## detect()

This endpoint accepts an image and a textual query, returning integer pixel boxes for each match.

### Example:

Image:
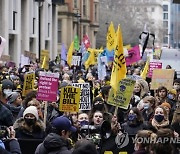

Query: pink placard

[148,61,162,78]
[37,72,59,102]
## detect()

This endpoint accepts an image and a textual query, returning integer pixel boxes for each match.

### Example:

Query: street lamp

[75,11,81,40]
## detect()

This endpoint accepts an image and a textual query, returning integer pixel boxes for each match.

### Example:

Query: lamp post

[75,12,81,41]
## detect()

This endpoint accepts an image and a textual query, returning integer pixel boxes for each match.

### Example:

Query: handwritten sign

[59,86,81,112]
[72,83,91,110]
[22,72,35,96]
[151,69,174,90]
[37,72,59,101]
[148,61,162,78]
[108,78,135,109]
[71,55,81,66]
[24,50,36,61]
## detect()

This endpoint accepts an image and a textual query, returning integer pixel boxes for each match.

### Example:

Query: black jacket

[35,133,72,154]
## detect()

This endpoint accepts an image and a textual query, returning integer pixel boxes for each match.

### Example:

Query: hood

[13,117,45,131]
[43,133,67,150]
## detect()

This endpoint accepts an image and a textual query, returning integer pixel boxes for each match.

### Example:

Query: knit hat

[1,79,13,90]
[7,92,19,104]
[161,102,171,110]
[169,89,177,95]
[23,106,39,120]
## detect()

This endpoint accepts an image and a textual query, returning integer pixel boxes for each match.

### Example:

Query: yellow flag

[140,58,149,79]
[41,56,46,69]
[110,25,127,94]
[67,41,74,67]
[106,22,116,51]
[84,48,95,69]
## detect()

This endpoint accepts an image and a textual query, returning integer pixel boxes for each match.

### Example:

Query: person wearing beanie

[7,91,22,122]
[13,106,45,139]
[35,116,77,154]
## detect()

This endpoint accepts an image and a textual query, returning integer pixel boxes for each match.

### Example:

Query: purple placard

[37,72,59,102]
[148,61,162,78]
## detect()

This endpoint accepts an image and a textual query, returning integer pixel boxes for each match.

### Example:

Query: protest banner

[150,69,175,90]
[40,50,49,70]
[59,86,81,112]
[148,61,162,78]
[107,78,136,110]
[22,72,35,96]
[37,72,59,102]
[72,83,91,110]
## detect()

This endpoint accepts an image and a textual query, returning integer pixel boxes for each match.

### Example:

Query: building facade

[0,0,59,64]
[57,0,99,53]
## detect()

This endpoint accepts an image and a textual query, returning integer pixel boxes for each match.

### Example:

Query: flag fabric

[140,58,150,79]
[84,48,96,69]
[61,43,67,61]
[74,35,80,51]
[106,22,116,51]
[105,48,114,62]
[83,34,91,49]
[110,25,127,94]
[0,36,6,58]
[41,56,46,69]
[82,51,90,64]
[67,41,74,67]
[125,45,141,66]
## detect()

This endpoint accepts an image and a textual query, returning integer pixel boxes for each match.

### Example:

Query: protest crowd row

[0,23,180,154]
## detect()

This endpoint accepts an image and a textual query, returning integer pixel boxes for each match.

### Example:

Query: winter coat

[35,133,72,154]
[13,118,45,139]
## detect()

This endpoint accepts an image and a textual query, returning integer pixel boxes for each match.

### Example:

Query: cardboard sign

[40,50,49,70]
[24,50,36,61]
[71,55,81,66]
[107,78,136,110]
[148,61,162,78]
[22,72,35,96]
[37,72,59,101]
[59,86,81,112]
[151,69,174,90]
[72,83,91,110]
[20,54,30,67]
[0,55,10,62]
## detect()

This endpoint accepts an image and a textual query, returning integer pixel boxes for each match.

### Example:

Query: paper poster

[20,54,30,67]
[148,61,162,78]
[37,72,59,101]
[22,72,35,96]
[72,83,91,110]
[107,78,136,109]
[24,50,36,61]
[71,55,81,66]
[150,69,174,90]
[40,50,49,70]
[59,86,81,112]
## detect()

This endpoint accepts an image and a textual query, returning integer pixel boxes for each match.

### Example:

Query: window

[83,25,86,36]
[13,11,17,30]
[94,3,98,22]
[151,7,155,12]
[58,19,62,43]
[163,5,168,12]
[163,13,168,20]
[33,18,35,34]
[163,37,168,44]
[74,0,77,8]
[83,0,86,16]
[163,21,168,28]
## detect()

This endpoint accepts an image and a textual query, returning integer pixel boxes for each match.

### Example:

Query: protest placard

[150,69,174,90]
[148,61,162,78]
[71,55,81,66]
[37,72,59,102]
[22,72,35,96]
[107,78,136,110]
[40,50,49,70]
[24,50,36,61]
[72,83,91,110]
[0,55,10,62]
[59,86,81,112]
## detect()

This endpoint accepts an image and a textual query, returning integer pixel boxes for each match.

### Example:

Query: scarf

[151,118,169,130]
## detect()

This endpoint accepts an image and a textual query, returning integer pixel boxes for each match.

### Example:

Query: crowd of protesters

[0,57,180,154]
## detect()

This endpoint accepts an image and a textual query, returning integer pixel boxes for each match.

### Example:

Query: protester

[155,86,168,106]
[35,116,76,154]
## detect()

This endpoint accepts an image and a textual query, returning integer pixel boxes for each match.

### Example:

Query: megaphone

[100,120,111,139]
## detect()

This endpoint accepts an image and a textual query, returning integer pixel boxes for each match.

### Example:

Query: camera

[0,126,8,140]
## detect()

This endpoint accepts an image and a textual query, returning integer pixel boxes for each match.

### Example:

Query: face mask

[168,94,173,100]
[24,118,36,126]
[128,114,137,121]
[144,104,150,110]
[3,89,12,98]
[94,104,104,111]
[154,114,164,122]
[79,120,89,126]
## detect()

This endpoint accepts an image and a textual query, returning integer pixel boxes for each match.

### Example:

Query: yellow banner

[22,72,35,96]
[67,41,74,67]
[106,22,116,51]
[59,86,81,112]
[40,50,49,70]
[108,78,135,109]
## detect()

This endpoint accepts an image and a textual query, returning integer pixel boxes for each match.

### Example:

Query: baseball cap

[52,116,77,132]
